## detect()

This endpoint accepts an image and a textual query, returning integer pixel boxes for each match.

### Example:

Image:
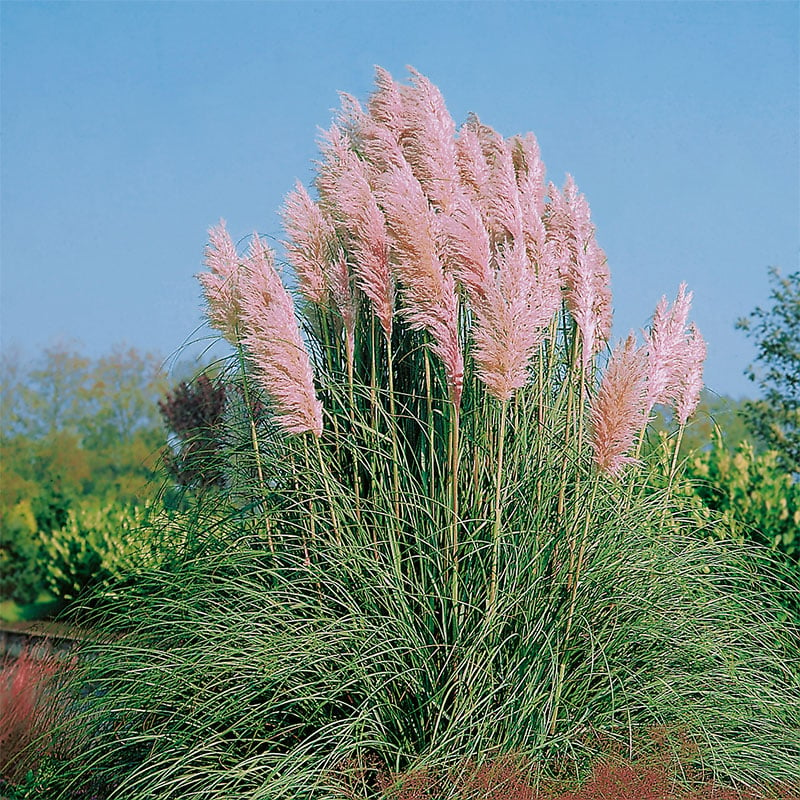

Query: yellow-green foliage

[0,500,41,603]
[682,431,799,559]
[40,502,191,601]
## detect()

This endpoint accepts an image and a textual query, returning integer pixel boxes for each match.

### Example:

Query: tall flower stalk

[642,285,708,482]
[590,333,650,478]
[236,234,323,438]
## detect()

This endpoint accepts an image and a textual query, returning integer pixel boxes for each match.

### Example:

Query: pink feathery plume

[471,238,560,401]
[197,220,244,345]
[511,133,549,263]
[590,333,649,477]
[544,180,571,266]
[644,283,693,413]
[453,122,558,309]
[467,112,504,155]
[456,125,491,209]
[378,163,464,408]
[439,196,493,303]
[281,182,331,306]
[443,122,560,400]
[399,68,462,214]
[359,110,408,180]
[356,68,409,178]
[439,170,559,401]
[456,117,518,241]
[315,123,354,200]
[238,234,323,437]
[547,176,613,370]
[323,93,398,186]
[511,133,546,217]
[675,323,706,425]
[322,133,394,338]
[588,234,613,348]
[282,174,357,371]
[330,244,357,371]
[330,92,368,151]
[343,67,405,180]
[369,66,406,141]
[481,135,525,243]
[448,124,496,297]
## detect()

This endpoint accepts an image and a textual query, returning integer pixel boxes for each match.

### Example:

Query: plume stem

[488,398,509,617]
[537,317,560,508]
[313,433,342,547]
[317,314,342,453]
[449,400,461,620]
[424,349,435,496]
[369,316,378,430]
[386,333,403,584]
[669,423,686,488]
[237,341,274,554]
[368,316,380,559]
[296,447,316,576]
[568,360,588,583]
[302,432,339,549]
[346,348,362,522]
[386,334,401,524]
[625,424,650,507]
[556,318,581,522]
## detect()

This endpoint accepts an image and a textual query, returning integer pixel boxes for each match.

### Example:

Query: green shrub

[642,427,800,623]
[39,501,192,602]
[2,490,211,612]
[684,433,799,559]
[0,500,47,606]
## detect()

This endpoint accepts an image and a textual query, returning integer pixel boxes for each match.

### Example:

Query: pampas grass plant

[36,67,799,800]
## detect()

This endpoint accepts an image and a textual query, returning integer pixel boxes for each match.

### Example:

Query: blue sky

[1,1,797,397]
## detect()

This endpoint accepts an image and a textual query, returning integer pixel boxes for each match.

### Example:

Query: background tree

[0,343,168,512]
[81,346,171,499]
[736,266,800,473]
[1,344,91,439]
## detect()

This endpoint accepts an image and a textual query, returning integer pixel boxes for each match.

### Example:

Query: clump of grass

[40,507,799,798]
[34,66,800,799]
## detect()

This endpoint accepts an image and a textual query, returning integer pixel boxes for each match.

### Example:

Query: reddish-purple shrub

[0,644,75,784]
[158,373,227,489]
